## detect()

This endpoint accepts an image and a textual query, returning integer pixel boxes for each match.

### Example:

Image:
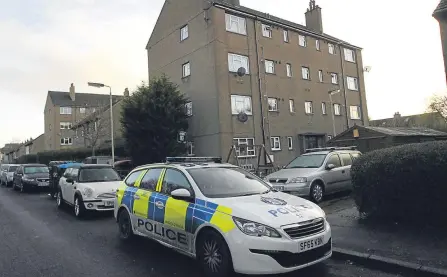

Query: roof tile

[48,91,123,108]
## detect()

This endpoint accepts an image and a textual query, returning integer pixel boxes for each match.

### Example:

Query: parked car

[56,164,122,218]
[1,164,20,187]
[113,159,135,179]
[265,147,362,203]
[83,156,113,165]
[12,164,50,192]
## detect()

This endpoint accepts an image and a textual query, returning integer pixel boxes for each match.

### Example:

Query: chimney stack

[69,83,76,101]
[394,112,401,119]
[305,0,323,33]
[124,88,130,97]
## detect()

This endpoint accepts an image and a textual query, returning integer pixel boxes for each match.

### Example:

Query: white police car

[114,157,331,277]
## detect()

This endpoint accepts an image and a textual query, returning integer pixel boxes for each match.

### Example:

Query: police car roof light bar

[165,157,222,163]
[305,146,357,153]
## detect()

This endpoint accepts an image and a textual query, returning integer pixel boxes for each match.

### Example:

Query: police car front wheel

[197,230,232,277]
[117,209,134,240]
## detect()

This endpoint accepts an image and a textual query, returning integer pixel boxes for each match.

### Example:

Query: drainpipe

[338,43,350,129]
[355,51,365,126]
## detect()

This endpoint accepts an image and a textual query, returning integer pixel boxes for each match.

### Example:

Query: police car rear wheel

[197,230,232,277]
[118,210,133,240]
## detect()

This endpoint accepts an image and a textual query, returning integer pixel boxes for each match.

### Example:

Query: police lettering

[268,205,305,217]
[137,219,187,245]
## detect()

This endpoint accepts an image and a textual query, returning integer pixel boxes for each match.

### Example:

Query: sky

[0,0,445,147]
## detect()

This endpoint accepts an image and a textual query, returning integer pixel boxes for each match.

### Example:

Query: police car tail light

[233,217,281,238]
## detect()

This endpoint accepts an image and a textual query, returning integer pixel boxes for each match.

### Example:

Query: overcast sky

[0,0,445,147]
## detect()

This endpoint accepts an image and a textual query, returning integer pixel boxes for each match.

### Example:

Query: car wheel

[310,182,324,203]
[20,181,26,193]
[74,196,86,218]
[118,209,134,240]
[197,230,233,277]
[56,188,64,209]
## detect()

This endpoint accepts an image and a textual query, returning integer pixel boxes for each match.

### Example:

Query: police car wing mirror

[171,189,192,201]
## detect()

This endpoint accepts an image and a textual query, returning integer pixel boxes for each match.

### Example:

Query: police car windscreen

[186,167,270,198]
[285,154,326,169]
[24,166,49,174]
[8,166,19,172]
[78,168,121,183]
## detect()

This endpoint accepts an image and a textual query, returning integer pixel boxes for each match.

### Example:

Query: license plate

[105,201,114,207]
[38,182,48,187]
[299,236,324,252]
[275,186,284,191]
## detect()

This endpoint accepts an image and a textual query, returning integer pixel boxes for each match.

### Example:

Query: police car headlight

[233,217,281,238]
[287,177,307,184]
[82,188,94,198]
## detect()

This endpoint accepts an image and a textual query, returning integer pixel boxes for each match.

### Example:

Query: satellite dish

[237,67,246,77]
[364,66,372,73]
[237,112,248,123]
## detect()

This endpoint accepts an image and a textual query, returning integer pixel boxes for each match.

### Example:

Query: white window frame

[80,108,86,114]
[231,95,252,115]
[301,67,310,80]
[350,106,361,120]
[305,101,313,114]
[228,53,250,74]
[60,122,72,130]
[331,73,338,84]
[25,146,30,155]
[287,137,293,150]
[318,70,323,82]
[60,138,73,145]
[334,104,341,116]
[322,102,327,115]
[286,63,292,77]
[262,24,272,38]
[233,138,256,157]
[60,107,72,115]
[182,62,191,77]
[225,14,247,35]
[283,30,289,42]
[347,76,359,91]
[299,35,307,47]
[180,25,189,41]
[268,98,278,112]
[270,137,281,151]
[265,60,275,74]
[344,48,356,63]
[185,102,193,117]
[289,99,295,113]
[316,39,320,51]
[328,43,335,55]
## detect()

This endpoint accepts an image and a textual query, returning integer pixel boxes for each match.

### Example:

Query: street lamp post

[328,89,341,137]
[88,82,115,165]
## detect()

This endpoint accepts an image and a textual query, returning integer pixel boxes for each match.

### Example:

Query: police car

[114,157,331,277]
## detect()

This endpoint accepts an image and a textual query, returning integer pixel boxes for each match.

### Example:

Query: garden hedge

[351,141,447,225]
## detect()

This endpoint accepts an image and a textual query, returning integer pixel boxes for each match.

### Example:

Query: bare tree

[428,95,447,123]
[80,109,111,156]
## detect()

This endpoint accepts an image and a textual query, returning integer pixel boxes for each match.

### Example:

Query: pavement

[0,187,408,277]
[321,194,447,277]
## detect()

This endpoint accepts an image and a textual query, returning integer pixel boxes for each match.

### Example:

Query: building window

[80,108,86,114]
[233,138,256,157]
[60,107,72,115]
[225,14,247,35]
[182,62,191,77]
[228,53,250,74]
[268,98,278,112]
[180,25,189,41]
[186,141,194,156]
[316,39,320,51]
[350,106,361,120]
[262,24,272,38]
[301,67,310,80]
[331,73,338,84]
[305,101,313,114]
[287,137,293,150]
[289,99,295,113]
[270,137,281,151]
[60,122,72,129]
[265,60,275,74]
[286,63,292,77]
[283,30,289,42]
[334,104,341,116]
[344,48,356,63]
[347,76,359,91]
[185,102,193,116]
[299,35,307,47]
[328,43,335,54]
[231,95,252,115]
[60,138,73,145]
[25,146,30,155]
[318,70,323,82]
[49,124,52,131]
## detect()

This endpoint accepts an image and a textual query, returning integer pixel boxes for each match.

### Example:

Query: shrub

[351,141,447,226]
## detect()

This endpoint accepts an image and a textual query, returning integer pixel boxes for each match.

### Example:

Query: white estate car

[57,164,122,218]
[115,157,331,277]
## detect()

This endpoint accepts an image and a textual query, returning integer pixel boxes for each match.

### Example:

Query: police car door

[158,168,195,253]
[132,168,163,240]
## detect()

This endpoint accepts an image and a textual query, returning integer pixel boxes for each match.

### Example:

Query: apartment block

[146,0,369,166]
[44,84,123,151]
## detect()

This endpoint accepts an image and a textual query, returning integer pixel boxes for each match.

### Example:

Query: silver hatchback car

[265,147,361,203]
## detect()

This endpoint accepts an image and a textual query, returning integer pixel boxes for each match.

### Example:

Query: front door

[321,154,345,193]
[66,168,79,205]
